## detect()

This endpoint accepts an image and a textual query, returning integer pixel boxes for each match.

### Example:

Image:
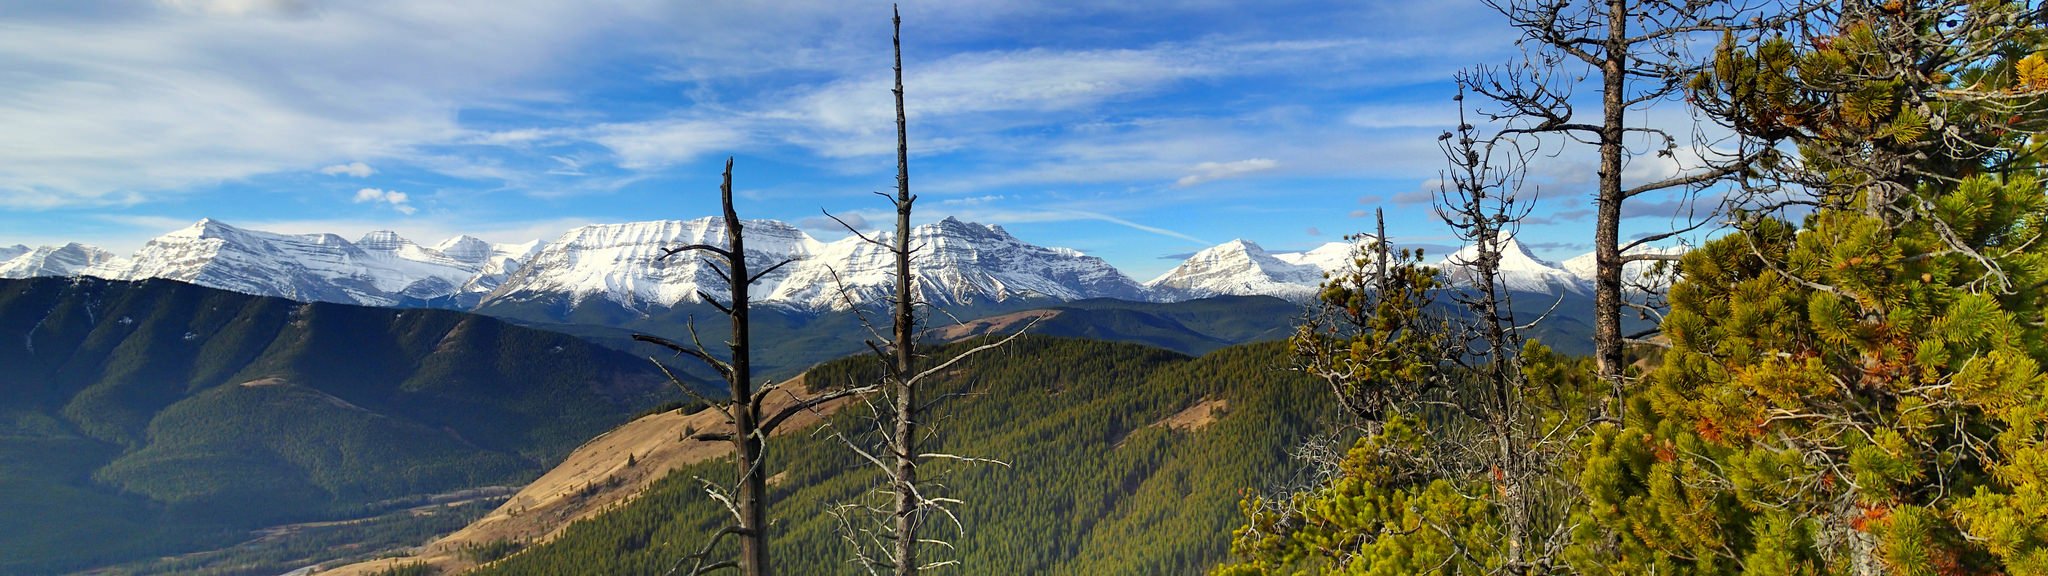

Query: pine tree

[1569,1,2048,572]
[1217,94,1609,575]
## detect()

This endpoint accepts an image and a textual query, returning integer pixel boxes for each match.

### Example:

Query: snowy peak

[0,243,120,279]
[1273,236,1379,273]
[1146,239,1325,300]
[356,230,416,252]
[434,235,494,262]
[76,219,523,307]
[483,218,825,309]
[6,216,1658,312]
[768,217,1148,310]
[1436,234,1585,295]
[1562,245,1690,291]
[487,215,1146,312]
[1146,233,1609,302]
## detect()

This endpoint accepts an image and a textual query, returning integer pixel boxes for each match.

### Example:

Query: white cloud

[586,119,748,170]
[787,47,1205,136]
[157,0,309,17]
[1174,158,1278,188]
[227,215,591,247]
[1345,103,1460,130]
[353,188,416,215]
[320,162,376,178]
[938,208,1211,246]
[0,0,1522,218]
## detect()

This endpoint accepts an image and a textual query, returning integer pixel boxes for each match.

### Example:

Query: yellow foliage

[2019,53,2048,91]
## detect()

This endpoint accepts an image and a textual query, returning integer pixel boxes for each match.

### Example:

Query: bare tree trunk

[1473,0,1786,423]
[720,160,772,576]
[1592,0,1630,420]
[635,158,853,576]
[888,6,919,575]
[1436,87,1548,573]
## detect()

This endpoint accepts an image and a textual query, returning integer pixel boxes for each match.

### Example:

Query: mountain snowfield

[0,242,121,279]
[1435,234,1592,295]
[1561,245,1690,291]
[1145,239,1328,301]
[4,217,1685,311]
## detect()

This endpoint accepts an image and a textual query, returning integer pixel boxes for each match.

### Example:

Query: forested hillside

[475,295,1318,380]
[0,277,674,574]
[468,336,1341,575]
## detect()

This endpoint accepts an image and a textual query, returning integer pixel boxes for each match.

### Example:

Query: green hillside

[473,336,1343,575]
[0,277,675,575]
[475,294,1315,381]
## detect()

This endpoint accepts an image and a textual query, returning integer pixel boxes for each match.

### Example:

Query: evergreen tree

[1216,94,1609,575]
[1570,1,2048,572]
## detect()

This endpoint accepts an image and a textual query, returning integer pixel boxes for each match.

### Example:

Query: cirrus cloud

[1173,158,1278,188]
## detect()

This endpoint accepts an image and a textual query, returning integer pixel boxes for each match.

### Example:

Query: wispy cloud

[320,162,376,178]
[585,119,749,170]
[939,207,1212,246]
[1174,158,1278,188]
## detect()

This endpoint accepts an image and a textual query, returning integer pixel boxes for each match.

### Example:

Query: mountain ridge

[5,217,1684,312]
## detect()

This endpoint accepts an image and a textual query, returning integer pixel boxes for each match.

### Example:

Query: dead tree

[815,7,1034,574]
[1470,0,1800,419]
[634,158,871,576]
[1431,87,1594,574]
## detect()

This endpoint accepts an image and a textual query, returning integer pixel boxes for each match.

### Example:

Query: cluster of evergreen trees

[1217,0,2048,573]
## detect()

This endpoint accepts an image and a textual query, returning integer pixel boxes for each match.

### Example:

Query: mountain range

[2,218,1684,313]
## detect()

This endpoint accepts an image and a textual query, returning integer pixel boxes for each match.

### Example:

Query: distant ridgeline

[0,276,673,574]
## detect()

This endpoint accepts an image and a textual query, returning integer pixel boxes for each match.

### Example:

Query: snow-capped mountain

[1273,236,1378,273]
[1561,245,1690,291]
[768,217,1149,310]
[1146,240,1326,301]
[4,216,1686,314]
[433,235,544,306]
[79,219,542,308]
[0,243,121,279]
[484,216,1147,311]
[482,218,823,310]
[1149,234,1645,302]
[1435,235,1589,295]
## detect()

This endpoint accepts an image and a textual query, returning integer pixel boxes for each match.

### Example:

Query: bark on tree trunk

[889,7,919,575]
[1593,0,1631,420]
[719,160,773,576]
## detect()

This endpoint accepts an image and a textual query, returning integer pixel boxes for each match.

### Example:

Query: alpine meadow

[0,1,2044,575]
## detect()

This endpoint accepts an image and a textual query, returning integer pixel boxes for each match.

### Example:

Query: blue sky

[0,0,1726,280]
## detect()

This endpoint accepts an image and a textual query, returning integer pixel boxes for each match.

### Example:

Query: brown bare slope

[325,376,852,575]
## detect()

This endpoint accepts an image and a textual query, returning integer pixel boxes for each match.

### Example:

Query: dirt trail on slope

[323,375,854,575]
[931,309,1058,342]
[1153,398,1228,431]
